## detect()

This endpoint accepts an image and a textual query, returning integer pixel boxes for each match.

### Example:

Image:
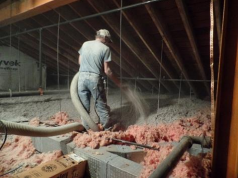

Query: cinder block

[107,156,143,178]
[68,144,144,178]
[101,145,145,163]
[67,141,76,153]
[31,133,72,154]
[72,147,118,178]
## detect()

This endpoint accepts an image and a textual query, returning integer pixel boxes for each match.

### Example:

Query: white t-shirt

[78,40,111,75]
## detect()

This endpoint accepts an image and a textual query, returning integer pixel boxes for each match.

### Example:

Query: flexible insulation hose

[70,72,99,131]
[0,120,84,137]
[0,72,99,137]
[0,72,98,137]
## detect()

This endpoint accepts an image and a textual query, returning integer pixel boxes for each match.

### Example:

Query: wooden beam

[175,0,210,95]
[144,3,199,97]
[212,0,238,177]
[0,0,78,27]
[214,0,222,48]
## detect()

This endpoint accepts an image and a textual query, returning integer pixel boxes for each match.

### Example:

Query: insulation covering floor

[0,90,211,177]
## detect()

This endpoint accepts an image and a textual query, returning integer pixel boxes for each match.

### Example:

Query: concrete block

[68,144,144,178]
[31,133,72,154]
[101,144,145,163]
[73,147,118,178]
[107,156,143,178]
[67,141,76,153]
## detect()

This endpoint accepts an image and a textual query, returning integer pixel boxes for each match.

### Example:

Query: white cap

[96,29,112,42]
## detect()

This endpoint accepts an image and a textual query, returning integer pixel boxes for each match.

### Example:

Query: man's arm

[104,61,121,87]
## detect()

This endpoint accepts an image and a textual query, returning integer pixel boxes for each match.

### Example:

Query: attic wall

[0,46,46,91]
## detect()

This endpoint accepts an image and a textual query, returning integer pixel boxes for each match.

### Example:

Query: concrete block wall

[32,135,211,178]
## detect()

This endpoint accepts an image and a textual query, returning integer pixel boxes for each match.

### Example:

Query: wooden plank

[212,0,238,177]
[0,0,79,27]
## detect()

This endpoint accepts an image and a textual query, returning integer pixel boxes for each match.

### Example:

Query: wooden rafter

[144,3,199,96]
[212,0,238,176]
[175,0,210,94]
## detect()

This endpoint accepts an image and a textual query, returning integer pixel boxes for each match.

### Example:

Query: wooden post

[212,0,238,177]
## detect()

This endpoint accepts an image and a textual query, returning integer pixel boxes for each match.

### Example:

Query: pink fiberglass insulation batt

[0,136,62,177]
[139,146,211,178]
[29,117,40,126]
[29,112,77,127]
[0,111,211,177]
[73,116,211,148]
[73,130,134,149]
[72,116,212,178]
[45,111,74,125]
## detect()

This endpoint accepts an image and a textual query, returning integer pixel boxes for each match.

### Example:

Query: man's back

[79,40,111,75]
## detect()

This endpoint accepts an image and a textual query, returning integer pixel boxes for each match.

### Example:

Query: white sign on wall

[0,46,46,91]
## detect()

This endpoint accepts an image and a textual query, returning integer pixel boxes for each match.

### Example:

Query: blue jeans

[78,72,110,130]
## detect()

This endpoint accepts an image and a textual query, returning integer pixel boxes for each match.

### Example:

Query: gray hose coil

[70,72,99,131]
[0,120,84,137]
